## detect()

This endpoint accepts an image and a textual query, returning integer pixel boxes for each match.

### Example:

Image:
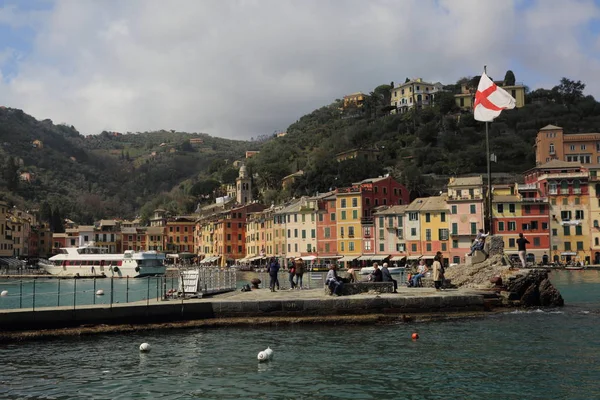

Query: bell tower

[236,164,252,204]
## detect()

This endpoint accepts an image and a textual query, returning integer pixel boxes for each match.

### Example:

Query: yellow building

[95,219,120,253]
[146,226,164,251]
[391,78,442,113]
[588,166,600,264]
[245,211,265,259]
[455,81,526,110]
[336,189,362,258]
[417,196,449,260]
[342,92,365,109]
[279,197,319,259]
[0,201,13,256]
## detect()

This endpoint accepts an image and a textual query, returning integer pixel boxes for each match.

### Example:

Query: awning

[250,256,266,261]
[301,255,317,261]
[338,255,357,262]
[200,256,215,263]
[390,255,406,261]
[370,255,389,261]
[319,255,343,259]
[422,255,435,260]
[357,255,370,261]
[561,252,577,256]
[357,255,389,261]
[406,255,422,261]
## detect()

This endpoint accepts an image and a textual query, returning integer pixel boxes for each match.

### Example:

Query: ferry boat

[39,242,166,278]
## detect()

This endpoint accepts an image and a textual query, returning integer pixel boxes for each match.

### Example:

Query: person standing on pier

[517,233,530,268]
[288,258,296,290]
[294,258,305,289]
[267,257,280,292]
[432,253,444,291]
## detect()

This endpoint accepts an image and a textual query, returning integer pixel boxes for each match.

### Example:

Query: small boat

[565,266,585,270]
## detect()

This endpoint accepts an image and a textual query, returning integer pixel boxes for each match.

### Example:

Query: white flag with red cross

[474,72,516,122]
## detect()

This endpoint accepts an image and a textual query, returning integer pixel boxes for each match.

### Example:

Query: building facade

[535,124,600,166]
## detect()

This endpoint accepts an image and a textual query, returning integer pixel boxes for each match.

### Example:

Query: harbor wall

[0,294,485,331]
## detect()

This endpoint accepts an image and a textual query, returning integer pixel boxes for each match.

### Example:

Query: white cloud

[0,0,599,138]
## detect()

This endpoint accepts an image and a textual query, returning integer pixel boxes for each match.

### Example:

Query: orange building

[535,124,600,165]
[165,216,195,253]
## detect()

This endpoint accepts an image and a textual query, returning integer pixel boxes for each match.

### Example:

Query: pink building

[447,176,485,264]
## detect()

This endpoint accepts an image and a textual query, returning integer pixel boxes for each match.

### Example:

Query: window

[302,214,305,223]
[397,216,403,227]
[348,242,355,251]
[577,241,584,250]
[397,243,406,252]
[523,205,531,214]
[561,211,572,220]
[576,210,584,219]
[352,198,358,207]
[542,222,548,230]
[396,228,403,239]
[439,229,449,240]
[498,222,505,231]
[348,227,355,238]
[453,256,460,264]
[340,242,344,251]
[311,229,316,239]
[302,230,306,239]
[441,212,446,222]
[294,229,298,238]
[411,228,417,236]
[509,204,515,213]
[352,210,358,219]
[549,143,555,154]
[379,243,384,252]
[522,223,529,231]
[451,223,458,235]
[364,241,371,251]
[470,205,476,214]
[533,238,540,247]
[426,243,432,251]
[508,238,515,248]
[563,226,570,236]
[564,242,571,251]
[452,240,458,248]
[451,205,457,214]
[581,144,586,150]
[471,223,477,235]
[411,243,417,251]
[552,229,558,236]
[379,229,384,239]
[508,222,516,231]
[340,227,344,238]
[426,229,431,241]
[331,213,336,221]
[531,221,538,230]
[497,204,504,213]
[409,212,418,221]
[570,145,575,151]
[575,226,582,235]
[425,213,431,222]
[441,243,447,251]
[324,227,330,238]
[341,211,347,220]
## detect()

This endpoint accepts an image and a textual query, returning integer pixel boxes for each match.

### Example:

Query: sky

[0,0,599,140]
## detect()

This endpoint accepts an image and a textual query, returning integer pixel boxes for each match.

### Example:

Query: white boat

[39,242,166,278]
[360,266,405,275]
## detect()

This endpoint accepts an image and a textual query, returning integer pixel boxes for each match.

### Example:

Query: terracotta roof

[405,197,428,211]
[99,219,117,226]
[539,124,563,131]
[353,176,388,185]
[374,205,408,215]
[420,195,448,211]
[448,176,483,187]
[535,159,581,169]
[563,133,600,141]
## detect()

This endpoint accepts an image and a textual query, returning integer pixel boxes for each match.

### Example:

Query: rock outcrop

[444,235,564,308]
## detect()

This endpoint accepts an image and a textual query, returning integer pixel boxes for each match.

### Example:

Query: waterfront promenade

[0,286,489,341]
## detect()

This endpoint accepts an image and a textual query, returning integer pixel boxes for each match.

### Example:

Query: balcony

[559,189,569,195]
[548,189,558,195]
[517,183,538,191]
[573,188,582,194]
[521,197,548,203]
[361,217,374,225]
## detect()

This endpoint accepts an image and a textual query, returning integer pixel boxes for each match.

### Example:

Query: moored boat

[39,242,166,278]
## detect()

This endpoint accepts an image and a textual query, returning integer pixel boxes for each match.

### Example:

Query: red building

[215,203,266,263]
[316,193,338,258]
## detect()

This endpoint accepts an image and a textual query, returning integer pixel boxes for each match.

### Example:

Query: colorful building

[455,81,526,110]
[587,165,600,264]
[405,198,425,262]
[391,78,442,113]
[534,124,600,165]
[165,216,195,253]
[95,219,120,253]
[373,205,407,265]
[277,197,318,259]
[522,160,589,263]
[418,196,449,263]
[447,176,485,264]
[316,193,338,260]
[0,201,12,257]
[335,188,362,263]
[342,92,365,109]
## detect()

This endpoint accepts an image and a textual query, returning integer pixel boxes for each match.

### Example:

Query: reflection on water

[0,270,599,399]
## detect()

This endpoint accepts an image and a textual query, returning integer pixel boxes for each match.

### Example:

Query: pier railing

[0,269,237,311]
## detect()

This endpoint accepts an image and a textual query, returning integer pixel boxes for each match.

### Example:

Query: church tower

[236,164,252,204]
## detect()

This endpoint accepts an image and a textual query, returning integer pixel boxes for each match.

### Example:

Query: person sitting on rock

[468,229,489,256]
[326,264,344,296]
[344,265,358,283]
[411,259,428,287]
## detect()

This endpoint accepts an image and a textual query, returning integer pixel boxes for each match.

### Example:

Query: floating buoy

[0,290,7,297]
[96,289,104,296]
[412,332,419,340]
[139,343,151,352]
[257,347,274,362]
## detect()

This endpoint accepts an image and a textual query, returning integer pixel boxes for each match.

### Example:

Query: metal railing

[0,269,237,310]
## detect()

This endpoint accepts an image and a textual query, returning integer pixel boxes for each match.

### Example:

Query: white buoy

[0,290,7,297]
[257,347,274,362]
[96,289,104,296]
[139,343,151,353]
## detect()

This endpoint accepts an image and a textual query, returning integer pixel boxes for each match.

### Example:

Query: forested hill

[0,107,256,224]
[247,77,600,203]
[1,77,599,225]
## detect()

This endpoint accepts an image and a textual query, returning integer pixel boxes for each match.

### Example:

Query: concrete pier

[0,286,486,334]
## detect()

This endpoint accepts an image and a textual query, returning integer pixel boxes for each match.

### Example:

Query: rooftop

[448,176,483,187]
[539,124,563,131]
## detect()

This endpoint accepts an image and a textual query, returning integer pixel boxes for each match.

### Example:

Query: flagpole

[484,65,493,235]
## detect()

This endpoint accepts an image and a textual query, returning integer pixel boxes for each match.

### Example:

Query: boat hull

[39,263,165,278]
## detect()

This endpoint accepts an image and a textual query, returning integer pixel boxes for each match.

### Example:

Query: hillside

[0,107,257,224]
[247,76,600,202]
[1,76,599,225]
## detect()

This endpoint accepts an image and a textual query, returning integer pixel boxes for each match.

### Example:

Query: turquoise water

[0,277,178,309]
[1,270,599,399]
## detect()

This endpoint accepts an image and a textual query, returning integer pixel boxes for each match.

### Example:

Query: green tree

[40,201,52,223]
[190,179,221,197]
[433,91,458,114]
[554,78,585,105]
[504,70,516,86]
[3,156,19,191]
[221,168,239,184]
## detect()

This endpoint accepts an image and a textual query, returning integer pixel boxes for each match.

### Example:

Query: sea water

[1,270,599,399]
